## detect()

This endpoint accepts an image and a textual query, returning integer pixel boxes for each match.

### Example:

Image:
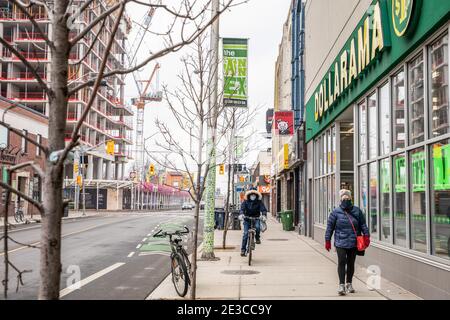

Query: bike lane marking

[60,262,125,298]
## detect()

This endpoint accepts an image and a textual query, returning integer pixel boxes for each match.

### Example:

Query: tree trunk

[190,200,200,300]
[38,0,70,300]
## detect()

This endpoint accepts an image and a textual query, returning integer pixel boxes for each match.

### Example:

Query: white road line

[142,238,148,242]
[60,263,125,298]
[147,233,151,236]
[136,244,142,249]
[127,252,135,258]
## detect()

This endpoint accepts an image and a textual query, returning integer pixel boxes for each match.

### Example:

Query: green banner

[223,38,248,108]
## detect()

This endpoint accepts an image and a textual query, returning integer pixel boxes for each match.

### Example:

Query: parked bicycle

[14,200,24,223]
[245,216,260,266]
[153,226,191,297]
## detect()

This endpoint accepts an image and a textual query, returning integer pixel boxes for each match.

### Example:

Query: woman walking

[325,189,370,295]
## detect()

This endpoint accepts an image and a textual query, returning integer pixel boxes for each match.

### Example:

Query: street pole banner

[223,38,248,108]
[235,136,244,158]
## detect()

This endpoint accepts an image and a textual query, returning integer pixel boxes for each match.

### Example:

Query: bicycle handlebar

[153,226,190,238]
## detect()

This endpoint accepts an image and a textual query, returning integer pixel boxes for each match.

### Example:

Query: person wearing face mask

[324,189,370,296]
[239,188,268,257]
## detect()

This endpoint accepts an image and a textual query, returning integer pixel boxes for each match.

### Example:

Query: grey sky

[125,0,292,173]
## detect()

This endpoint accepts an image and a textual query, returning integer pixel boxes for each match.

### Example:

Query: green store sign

[306,0,450,142]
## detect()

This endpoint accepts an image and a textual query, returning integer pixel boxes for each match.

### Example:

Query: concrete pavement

[147,216,421,300]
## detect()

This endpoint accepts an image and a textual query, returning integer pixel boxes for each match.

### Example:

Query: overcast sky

[124,0,292,176]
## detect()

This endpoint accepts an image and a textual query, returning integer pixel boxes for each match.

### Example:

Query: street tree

[0,0,236,300]
[145,33,235,299]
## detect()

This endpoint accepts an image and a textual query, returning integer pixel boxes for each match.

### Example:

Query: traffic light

[106,140,115,155]
[76,175,82,187]
[239,175,245,182]
[73,163,79,175]
[149,164,155,176]
[219,164,225,175]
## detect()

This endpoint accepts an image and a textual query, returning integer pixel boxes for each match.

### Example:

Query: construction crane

[132,63,162,182]
[125,1,163,182]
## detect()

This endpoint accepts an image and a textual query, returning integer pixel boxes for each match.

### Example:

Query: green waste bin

[282,210,294,231]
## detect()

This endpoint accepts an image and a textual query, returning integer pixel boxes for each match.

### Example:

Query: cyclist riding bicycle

[239,188,267,256]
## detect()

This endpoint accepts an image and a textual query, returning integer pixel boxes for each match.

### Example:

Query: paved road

[0,210,202,300]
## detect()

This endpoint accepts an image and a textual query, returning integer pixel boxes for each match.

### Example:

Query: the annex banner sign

[223,38,248,108]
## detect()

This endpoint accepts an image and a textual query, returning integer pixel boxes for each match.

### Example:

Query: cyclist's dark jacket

[240,190,267,217]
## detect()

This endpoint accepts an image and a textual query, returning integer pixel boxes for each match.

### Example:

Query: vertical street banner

[223,38,248,107]
[235,136,244,158]
[274,111,294,135]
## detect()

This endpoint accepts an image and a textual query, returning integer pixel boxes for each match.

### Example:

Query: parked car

[182,203,194,210]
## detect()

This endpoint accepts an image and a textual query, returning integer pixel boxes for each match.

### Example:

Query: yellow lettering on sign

[372,1,385,60]
[348,38,357,85]
[328,71,334,106]
[358,17,370,73]
[340,51,348,91]
[395,0,408,23]
[314,92,319,121]
[318,84,324,118]
[323,80,329,112]
[333,62,340,101]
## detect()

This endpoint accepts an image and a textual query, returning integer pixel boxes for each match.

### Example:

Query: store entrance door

[339,122,355,195]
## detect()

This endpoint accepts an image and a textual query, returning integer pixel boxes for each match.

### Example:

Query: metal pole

[96,181,99,211]
[202,0,220,260]
[82,149,86,216]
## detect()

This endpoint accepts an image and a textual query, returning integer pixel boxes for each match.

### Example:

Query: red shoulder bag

[344,211,366,251]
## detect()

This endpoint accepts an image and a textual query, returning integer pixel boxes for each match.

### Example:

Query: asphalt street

[0,210,202,300]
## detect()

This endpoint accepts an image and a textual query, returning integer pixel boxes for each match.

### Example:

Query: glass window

[369,162,378,235]
[36,134,42,156]
[368,92,377,159]
[410,147,427,253]
[359,165,368,219]
[315,139,319,176]
[21,129,28,153]
[318,137,323,176]
[429,34,449,137]
[408,54,425,145]
[430,139,450,260]
[331,174,336,210]
[315,180,319,224]
[393,154,407,247]
[323,177,328,224]
[341,173,354,196]
[0,127,8,146]
[340,122,354,171]
[379,83,390,155]
[327,130,331,173]
[380,158,391,242]
[359,101,367,162]
[323,134,327,175]
[318,179,323,224]
[392,70,406,151]
[332,126,336,172]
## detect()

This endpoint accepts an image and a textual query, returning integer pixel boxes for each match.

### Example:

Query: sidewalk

[147,217,421,300]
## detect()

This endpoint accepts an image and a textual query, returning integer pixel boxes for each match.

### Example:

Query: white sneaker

[338,284,346,296]
[346,283,355,293]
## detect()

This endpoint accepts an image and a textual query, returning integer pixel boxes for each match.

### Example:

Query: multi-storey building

[0,0,133,185]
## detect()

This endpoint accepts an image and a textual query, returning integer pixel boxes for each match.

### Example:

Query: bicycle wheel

[248,231,254,266]
[180,248,192,283]
[171,253,189,297]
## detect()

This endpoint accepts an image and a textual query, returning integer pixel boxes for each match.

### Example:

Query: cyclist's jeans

[241,219,261,252]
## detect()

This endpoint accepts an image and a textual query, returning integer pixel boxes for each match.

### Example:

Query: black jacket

[240,190,267,217]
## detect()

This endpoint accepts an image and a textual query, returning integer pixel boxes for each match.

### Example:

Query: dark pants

[336,247,357,284]
[241,219,261,252]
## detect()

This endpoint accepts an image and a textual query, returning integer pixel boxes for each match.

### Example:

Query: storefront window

[368,92,377,159]
[379,83,390,155]
[319,137,323,176]
[380,158,391,242]
[393,154,407,247]
[429,34,449,138]
[332,126,336,172]
[331,174,336,210]
[324,133,327,175]
[359,165,368,219]
[340,123,354,171]
[409,54,425,145]
[430,140,450,260]
[359,101,367,162]
[369,162,378,235]
[392,70,406,151]
[410,147,427,253]
[322,177,328,224]
[327,130,331,173]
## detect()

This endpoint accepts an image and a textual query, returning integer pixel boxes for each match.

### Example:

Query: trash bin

[231,210,241,230]
[282,210,294,231]
[63,204,69,218]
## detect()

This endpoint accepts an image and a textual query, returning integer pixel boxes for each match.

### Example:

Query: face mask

[341,199,352,209]
[250,195,257,201]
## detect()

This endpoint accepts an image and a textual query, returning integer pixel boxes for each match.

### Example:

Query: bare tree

[0,0,236,299]
[145,32,238,299]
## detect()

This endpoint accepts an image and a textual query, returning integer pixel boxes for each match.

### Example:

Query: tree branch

[0,181,43,212]
[0,120,49,155]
